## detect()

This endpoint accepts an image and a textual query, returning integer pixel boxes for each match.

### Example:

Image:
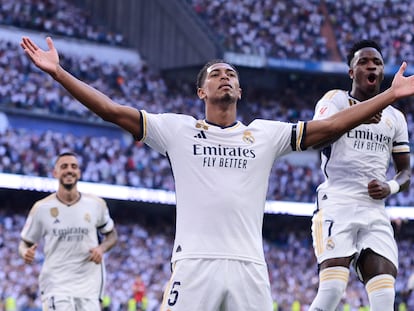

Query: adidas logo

[194,131,207,139]
[175,245,182,252]
[322,194,328,200]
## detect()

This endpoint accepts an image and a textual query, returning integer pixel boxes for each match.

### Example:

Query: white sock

[308,266,349,311]
[366,274,395,311]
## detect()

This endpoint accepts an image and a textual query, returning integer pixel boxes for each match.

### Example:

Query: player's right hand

[20,36,59,76]
[23,244,38,264]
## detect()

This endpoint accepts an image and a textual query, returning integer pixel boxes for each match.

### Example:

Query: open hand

[21,36,59,76]
[391,62,414,99]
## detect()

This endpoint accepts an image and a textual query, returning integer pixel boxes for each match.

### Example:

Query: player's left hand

[367,179,390,199]
[89,246,104,264]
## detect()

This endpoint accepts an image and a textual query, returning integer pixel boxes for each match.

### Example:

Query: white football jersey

[21,193,114,299]
[141,111,306,264]
[313,90,410,201]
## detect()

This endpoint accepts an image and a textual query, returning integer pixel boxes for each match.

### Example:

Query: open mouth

[219,84,232,89]
[367,73,377,84]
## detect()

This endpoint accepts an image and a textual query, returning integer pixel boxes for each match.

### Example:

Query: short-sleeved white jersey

[313,90,410,201]
[141,111,307,264]
[20,193,115,299]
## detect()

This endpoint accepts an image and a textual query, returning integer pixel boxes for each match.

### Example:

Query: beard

[212,92,236,106]
[60,175,78,190]
[61,182,76,191]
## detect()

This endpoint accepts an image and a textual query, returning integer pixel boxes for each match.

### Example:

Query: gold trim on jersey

[296,121,305,151]
[141,110,147,141]
[313,209,324,256]
[196,121,209,130]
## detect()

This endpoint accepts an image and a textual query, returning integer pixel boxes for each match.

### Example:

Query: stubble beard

[213,92,236,106]
[60,176,77,191]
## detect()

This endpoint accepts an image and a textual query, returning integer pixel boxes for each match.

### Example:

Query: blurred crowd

[0,0,125,46]
[1,211,413,311]
[189,0,414,64]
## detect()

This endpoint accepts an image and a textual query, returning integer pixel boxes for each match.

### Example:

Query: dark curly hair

[346,40,383,66]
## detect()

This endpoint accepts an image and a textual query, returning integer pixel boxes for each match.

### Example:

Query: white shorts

[311,191,398,270]
[41,295,101,311]
[160,258,273,311]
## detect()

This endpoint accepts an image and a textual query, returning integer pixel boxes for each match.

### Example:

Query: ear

[348,68,354,79]
[238,87,242,100]
[197,87,206,100]
[52,168,58,178]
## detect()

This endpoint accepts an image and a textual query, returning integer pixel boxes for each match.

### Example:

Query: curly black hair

[346,40,383,66]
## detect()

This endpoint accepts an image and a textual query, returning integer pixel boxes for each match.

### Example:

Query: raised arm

[20,36,142,138]
[304,62,414,148]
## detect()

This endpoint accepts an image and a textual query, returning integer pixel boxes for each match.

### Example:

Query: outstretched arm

[21,36,142,138]
[304,62,414,148]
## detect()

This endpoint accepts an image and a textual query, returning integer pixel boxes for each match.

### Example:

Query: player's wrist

[386,179,400,194]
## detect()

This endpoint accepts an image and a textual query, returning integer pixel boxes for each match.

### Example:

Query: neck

[351,87,380,102]
[205,101,237,127]
[56,189,81,206]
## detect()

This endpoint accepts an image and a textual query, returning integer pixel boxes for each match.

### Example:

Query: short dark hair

[347,40,383,66]
[55,151,78,164]
[196,59,239,89]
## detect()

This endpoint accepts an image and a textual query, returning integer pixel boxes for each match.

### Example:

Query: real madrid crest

[84,213,91,223]
[50,207,59,218]
[50,207,60,223]
[242,130,255,144]
[326,237,335,250]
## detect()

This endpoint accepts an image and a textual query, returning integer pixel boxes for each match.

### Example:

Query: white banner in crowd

[0,173,413,219]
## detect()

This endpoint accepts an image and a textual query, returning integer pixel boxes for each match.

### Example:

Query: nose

[220,73,230,80]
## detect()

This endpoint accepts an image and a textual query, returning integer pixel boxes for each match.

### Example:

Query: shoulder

[142,111,195,123]
[81,192,107,204]
[385,105,408,120]
[25,193,57,218]
[80,193,108,208]
[248,119,296,136]
[318,89,347,102]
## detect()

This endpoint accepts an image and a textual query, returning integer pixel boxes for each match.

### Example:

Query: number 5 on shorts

[168,281,181,306]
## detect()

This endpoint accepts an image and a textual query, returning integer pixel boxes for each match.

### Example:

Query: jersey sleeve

[140,111,185,156]
[96,197,115,234]
[20,202,43,244]
[313,90,346,120]
[391,108,410,154]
